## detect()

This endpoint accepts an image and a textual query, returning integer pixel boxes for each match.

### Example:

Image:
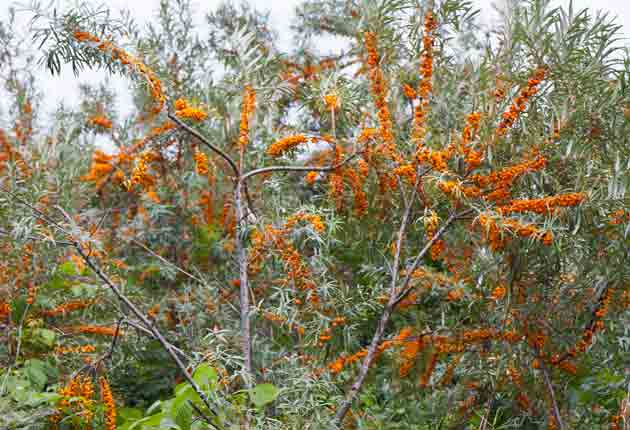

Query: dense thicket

[1,0,629,429]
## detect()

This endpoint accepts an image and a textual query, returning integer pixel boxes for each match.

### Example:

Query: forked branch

[334,207,472,425]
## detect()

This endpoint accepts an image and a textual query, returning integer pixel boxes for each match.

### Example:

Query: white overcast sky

[1,0,629,122]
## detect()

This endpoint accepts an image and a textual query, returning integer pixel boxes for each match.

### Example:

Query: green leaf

[10,297,27,325]
[174,401,193,430]
[250,383,279,408]
[128,412,165,430]
[59,260,78,276]
[41,274,66,291]
[119,407,144,421]
[26,392,62,407]
[146,400,162,415]
[24,359,48,390]
[31,328,56,348]
[192,364,217,391]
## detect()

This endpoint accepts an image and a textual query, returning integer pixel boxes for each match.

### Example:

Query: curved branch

[241,150,363,183]
[75,246,218,416]
[168,113,240,178]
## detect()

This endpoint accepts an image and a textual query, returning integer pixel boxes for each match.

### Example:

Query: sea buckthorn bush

[1,0,630,429]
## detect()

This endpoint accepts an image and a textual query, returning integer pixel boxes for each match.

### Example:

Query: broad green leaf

[24,359,47,390]
[119,407,144,421]
[128,412,164,430]
[174,400,193,430]
[59,260,78,276]
[192,364,217,390]
[31,328,56,348]
[250,383,279,408]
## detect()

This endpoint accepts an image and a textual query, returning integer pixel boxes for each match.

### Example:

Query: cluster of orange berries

[437,179,481,199]
[402,83,417,99]
[552,288,612,366]
[477,213,553,251]
[127,151,158,191]
[99,377,117,430]
[66,325,121,337]
[80,150,115,188]
[54,344,96,355]
[74,30,165,115]
[238,85,256,147]
[496,68,546,136]
[490,285,506,300]
[50,375,95,428]
[417,147,451,172]
[424,210,445,260]
[174,98,208,122]
[347,167,369,217]
[0,300,11,321]
[88,115,113,129]
[83,123,175,194]
[318,318,347,346]
[419,11,437,103]
[249,223,315,294]
[0,129,31,177]
[193,148,209,175]
[327,327,414,375]
[329,170,345,209]
[460,112,482,170]
[263,312,306,336]
[471,155,546,197]
[281,58,336,86]
[364,32,398,161]
[498,192,586,215]
[195,191,214,226]
[285,212,326,233]
[41,300,93,317]
[393,164,416,184]
[267,134,309,157]
[323,93,340,112]
[398,333,427,377]
[411,12,438,147]
[609,209,630,225]
[357,127,379,144]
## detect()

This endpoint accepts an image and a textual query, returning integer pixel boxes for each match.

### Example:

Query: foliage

[1,0,630,429]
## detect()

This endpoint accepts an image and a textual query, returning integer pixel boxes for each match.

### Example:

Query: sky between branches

[1,0,629,125]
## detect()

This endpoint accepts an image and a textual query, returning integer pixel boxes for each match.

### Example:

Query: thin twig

[540,358,565,430]
[5,191,217,416]
[188,400,220,430]
[241,149,364,182]
[334,171,426,425]
[168,112,240,178]
[334,206,471,425]
[75,246,217,415]
[0,228,74,246]
[393,208,474,307]
[130,238,206,285]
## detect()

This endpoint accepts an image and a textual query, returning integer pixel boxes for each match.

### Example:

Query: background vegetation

[1,0,629,429]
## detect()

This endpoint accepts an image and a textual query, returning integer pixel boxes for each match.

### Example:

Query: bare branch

[540,358,565,430]
[130,238,206,285]
[0,228,74,246]
[241,148,364,183]
[334,206,471,425]
[393,208,475,306]
[74,246,217,415]
[168,112,240,178]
